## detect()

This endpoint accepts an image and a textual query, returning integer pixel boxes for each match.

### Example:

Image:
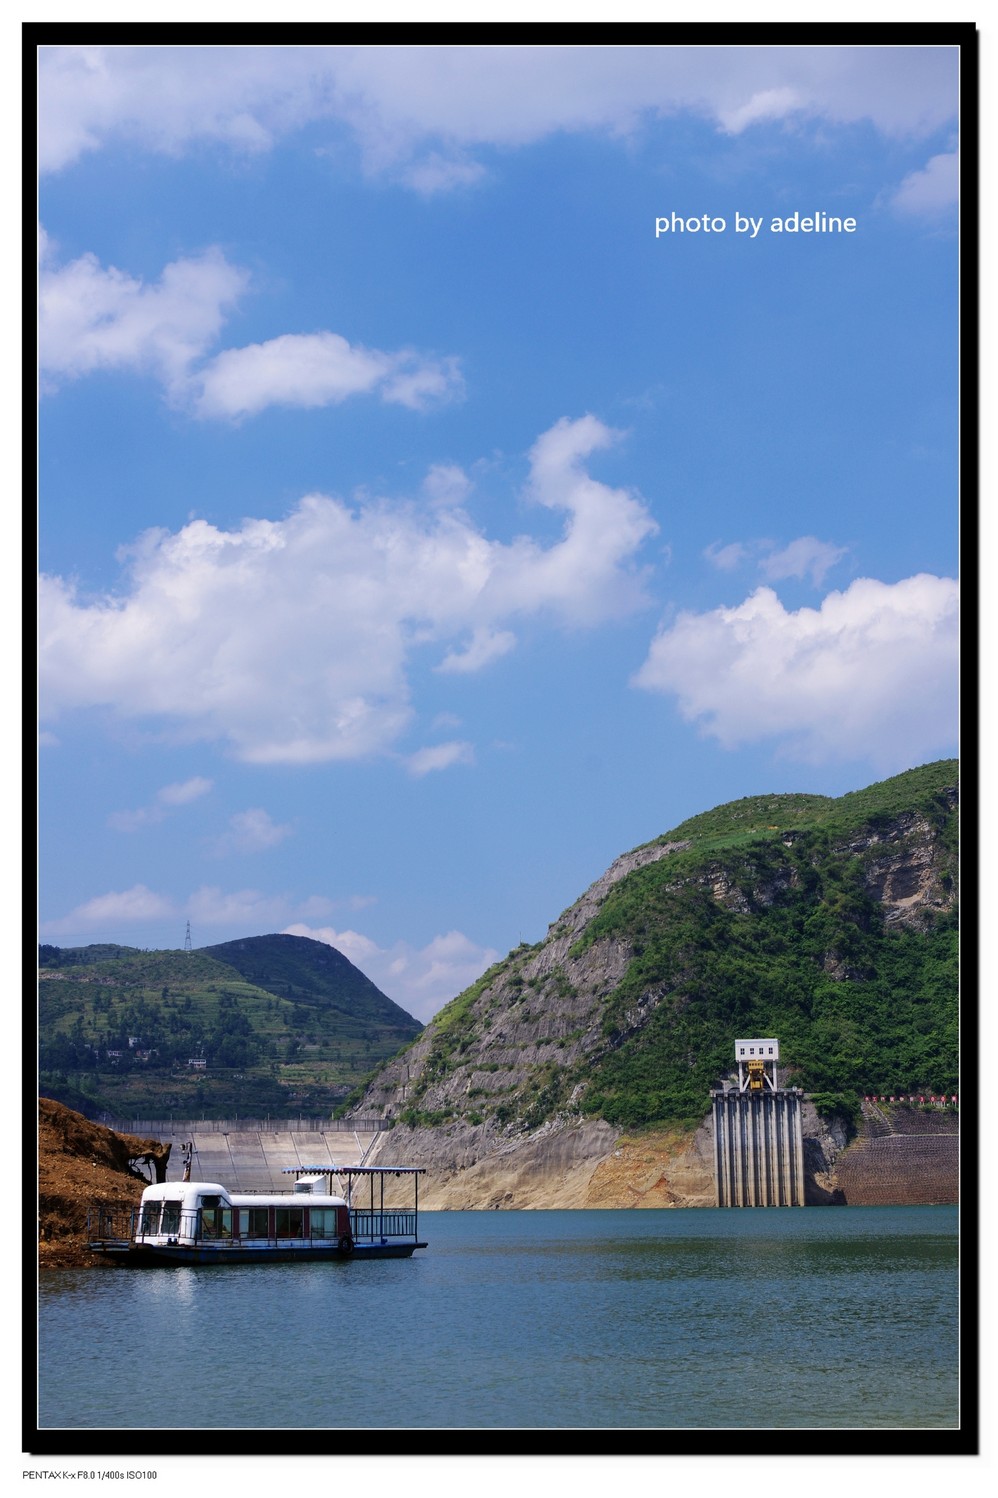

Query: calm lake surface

[37,1207,959,1431]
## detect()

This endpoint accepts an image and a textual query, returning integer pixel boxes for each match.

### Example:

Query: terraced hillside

[39,933,422,1120]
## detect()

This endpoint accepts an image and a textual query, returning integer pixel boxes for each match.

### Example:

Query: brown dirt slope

[37,1098,172,1269]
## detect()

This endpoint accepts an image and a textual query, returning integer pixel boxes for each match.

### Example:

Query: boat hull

[90,1241,427,1266]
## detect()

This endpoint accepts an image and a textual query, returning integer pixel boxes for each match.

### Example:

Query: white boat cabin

[135,1174,351,1248]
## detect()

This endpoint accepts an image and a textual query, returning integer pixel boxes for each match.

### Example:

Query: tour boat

[87,1164,427,1265]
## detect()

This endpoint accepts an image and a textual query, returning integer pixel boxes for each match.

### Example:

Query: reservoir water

[37,1206,959,1432]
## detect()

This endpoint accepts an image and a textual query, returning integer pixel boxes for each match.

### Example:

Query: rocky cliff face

[352,765,958,1209]
[360,840,689,1126]
[845,799,957,931]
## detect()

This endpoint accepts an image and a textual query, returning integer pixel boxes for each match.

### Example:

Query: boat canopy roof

[137,1180,347,1206]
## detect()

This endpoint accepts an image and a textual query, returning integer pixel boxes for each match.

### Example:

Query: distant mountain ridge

[39,932,421,1120]
[200,933,416,1031]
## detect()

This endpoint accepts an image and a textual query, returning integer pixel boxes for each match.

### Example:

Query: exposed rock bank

[37,1098,171,1268]
[362,1100,857,1210]
[361,1096,957,1211]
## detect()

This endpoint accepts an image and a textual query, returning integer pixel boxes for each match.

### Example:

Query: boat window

[238,1207,270,1238]
[309,1208,338,1237]
[201,1207,233,1239]
[138,1202,160,1235]
[160,1201,182,1235]
[275,1208,304,1239]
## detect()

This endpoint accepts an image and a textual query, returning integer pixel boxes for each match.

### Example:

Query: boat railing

[88,1204,421,1248]
[88,1206,138,1245]
[349,1209,418,1242]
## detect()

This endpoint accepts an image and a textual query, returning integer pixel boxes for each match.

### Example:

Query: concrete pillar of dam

[712,1089,805,1207]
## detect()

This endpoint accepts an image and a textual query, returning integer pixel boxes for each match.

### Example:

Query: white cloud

[38,241,248,396]
[38,45,958,184]
[346,894,378,911]
[404,741,475,777]
[186,885,297,929]
[209,808,294,856]
[192,332,390,417]
[704,540,749,572]
[505,416,658,625]
[436,626,516,674]
[422,463,472,509]
[38,882,382,954]
[40,884,176,934]
[633,574,958,770]
[109,775,213,831]
[38,416,656,764]
[889,150,959,217]
[193,333,463,419]
[158,776,213,807]
[380,356,464,411]
[758,536,848,587]
[401,152,487,196]
[38,235,463,418]
[717,86,804,134]
[284,923,500,1023]
[183,886,374,931]
[705,535,847,587]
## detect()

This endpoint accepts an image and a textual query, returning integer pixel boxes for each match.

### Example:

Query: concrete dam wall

[106,1118,384,1190]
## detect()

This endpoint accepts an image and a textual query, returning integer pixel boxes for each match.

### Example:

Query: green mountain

[350,760,958,1138]
[38,933,421,1120]
[200,934,406,1028]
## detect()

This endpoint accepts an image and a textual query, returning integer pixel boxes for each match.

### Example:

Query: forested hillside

[350,760,958,1140]
[39,934,421,1119]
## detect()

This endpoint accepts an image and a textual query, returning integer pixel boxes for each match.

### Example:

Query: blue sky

[36,43,960,1022]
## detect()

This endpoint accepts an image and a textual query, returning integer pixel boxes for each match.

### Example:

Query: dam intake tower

[712,1038,806,1207]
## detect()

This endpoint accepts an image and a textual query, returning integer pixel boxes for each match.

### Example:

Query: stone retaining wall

[834,1104,958,1205]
